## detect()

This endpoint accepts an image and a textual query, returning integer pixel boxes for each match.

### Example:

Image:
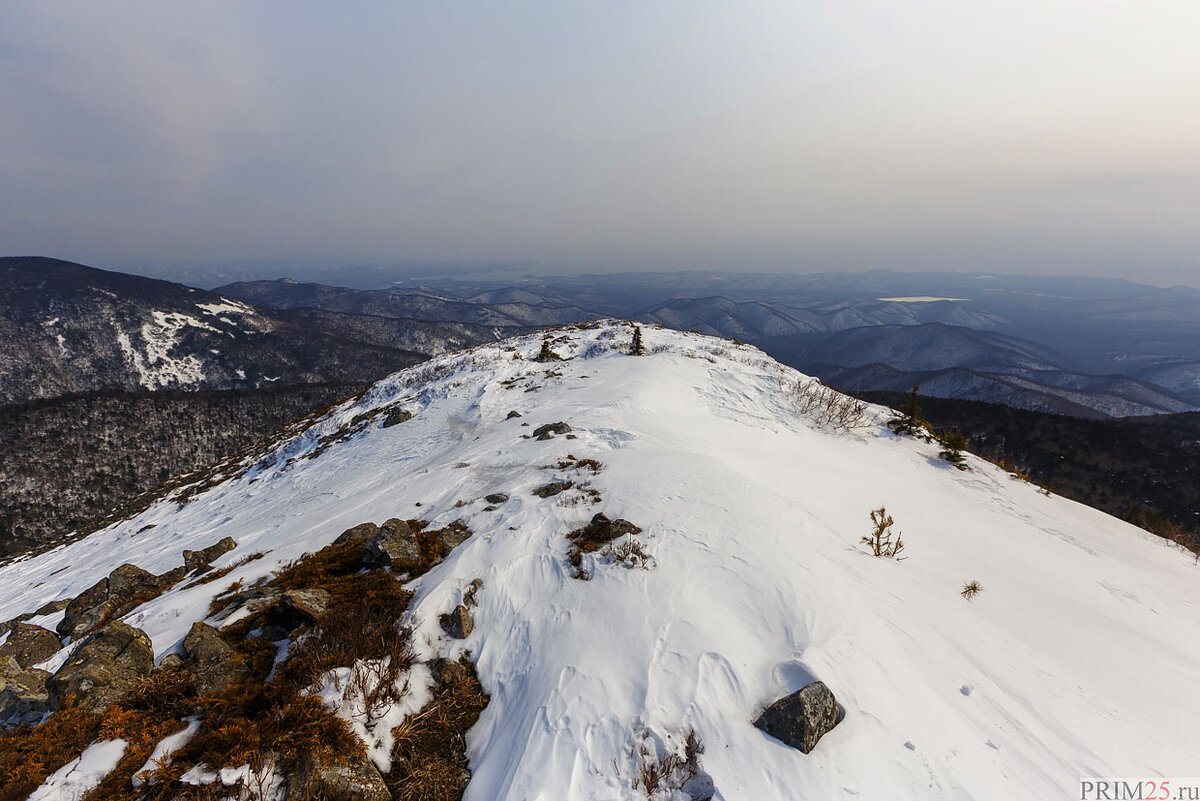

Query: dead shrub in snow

[862,506,906,560]
[961,580,983,600]
[629,727,713,801]
[602,535,653,570]
[789,380,869,431]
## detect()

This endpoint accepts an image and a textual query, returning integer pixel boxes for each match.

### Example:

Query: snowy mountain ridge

[2,321,1197,800]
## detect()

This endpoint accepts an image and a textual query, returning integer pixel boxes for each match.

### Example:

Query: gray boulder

[381,408,413,428]
[364,518,421,569]
[753,680,844,754]
[183,536,237,574]
[182,622,246,697]
[435,521,472,551]
[532,481,573,498]
[302,754,390,801]
[0,623,61,670]
[58,563,165,640]
[47,621,155,713]
[532,421,571,440]
[484,493,509,504]
[272,589,332,628]
[0,662,52,727]
[334,522,380,545]
[439,605,473,639]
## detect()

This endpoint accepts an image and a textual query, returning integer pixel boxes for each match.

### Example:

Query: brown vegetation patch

[386,659,489,801]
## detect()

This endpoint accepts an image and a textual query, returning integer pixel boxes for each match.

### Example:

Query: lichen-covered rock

[753,680,844,754]
[435,521,472,551]
[57,563,165,640]
[364,518,420,569]
[484,493,509,504]
[440,605,473,639]
[302,753,391,801]
[47,621,155,713]
[183,536,237,574]
[0,623,61,669]
[381,408,413,428]
[182,621,246,697]
[0,662,51,727]
[532,421,571,440]
[569,513,642,548]
[532,481,573,498]
[334,522,380,545]
[278,589,331,623]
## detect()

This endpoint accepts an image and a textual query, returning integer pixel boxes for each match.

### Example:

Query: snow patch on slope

[27,739,128,801]
[117,311,215,389]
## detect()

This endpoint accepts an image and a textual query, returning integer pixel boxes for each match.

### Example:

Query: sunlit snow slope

[3,321,1197,800]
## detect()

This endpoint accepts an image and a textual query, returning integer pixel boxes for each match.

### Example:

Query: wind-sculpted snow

[4,321,1198,800]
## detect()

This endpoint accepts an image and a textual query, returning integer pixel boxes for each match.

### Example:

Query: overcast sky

[2,2,1199,285]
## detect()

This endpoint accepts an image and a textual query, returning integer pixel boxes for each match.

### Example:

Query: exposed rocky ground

[0,520,486,801]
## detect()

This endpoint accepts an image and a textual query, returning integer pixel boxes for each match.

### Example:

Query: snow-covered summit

[3,321,1198,800]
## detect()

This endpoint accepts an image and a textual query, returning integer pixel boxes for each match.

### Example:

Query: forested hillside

[0,384,363,558]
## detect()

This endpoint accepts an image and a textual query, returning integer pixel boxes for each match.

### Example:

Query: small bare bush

[789,380,869,431]
[603,536,653,570]
[862,506,906,559]
[961,580,983,600]
[629,727,712,801]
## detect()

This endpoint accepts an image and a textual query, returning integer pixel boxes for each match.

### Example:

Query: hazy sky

[2,2,1199,285]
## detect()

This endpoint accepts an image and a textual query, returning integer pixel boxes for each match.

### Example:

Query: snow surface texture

[3,322,1198,800]
[27,739,128,801]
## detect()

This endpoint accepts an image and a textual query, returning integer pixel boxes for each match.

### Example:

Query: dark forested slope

[0,384,364,558]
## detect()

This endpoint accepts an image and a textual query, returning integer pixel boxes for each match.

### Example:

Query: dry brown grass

[0,699,101,801]
[9,517,489,801]
[386,659,489,801]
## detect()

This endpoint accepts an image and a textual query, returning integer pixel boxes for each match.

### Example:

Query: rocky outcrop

[364,519,421,570]
[753,681,844,754]
[0,623,61,669]
[46,621,155,714]
[183,536,237,574]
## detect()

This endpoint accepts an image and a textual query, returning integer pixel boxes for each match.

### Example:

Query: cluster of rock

[0,536,236,727]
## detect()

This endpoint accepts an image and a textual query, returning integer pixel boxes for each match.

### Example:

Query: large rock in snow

[364,518,421,569]
[47,621,155,713]
[57,563,167,640]
[183,536,237,574]
[754,680,844,754]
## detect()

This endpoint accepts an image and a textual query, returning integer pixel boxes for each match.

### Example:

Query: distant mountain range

[0,258,430,404]
[5,256,1200,418]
